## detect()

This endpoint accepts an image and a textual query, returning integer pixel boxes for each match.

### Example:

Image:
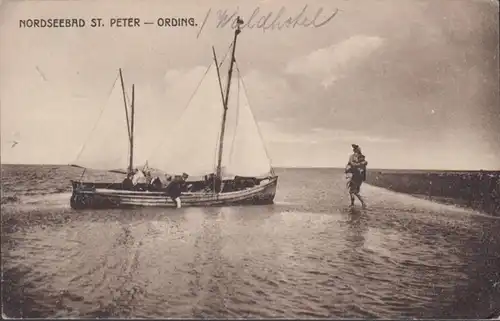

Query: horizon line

[0,163,499,173]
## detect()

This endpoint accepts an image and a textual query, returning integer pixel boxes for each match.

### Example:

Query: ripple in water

[2,166,500,318]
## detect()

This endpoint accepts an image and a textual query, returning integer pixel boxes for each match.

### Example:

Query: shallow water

[2,165,500,318]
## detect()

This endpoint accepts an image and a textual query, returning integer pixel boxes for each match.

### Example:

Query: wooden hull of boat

[70,177,278,209]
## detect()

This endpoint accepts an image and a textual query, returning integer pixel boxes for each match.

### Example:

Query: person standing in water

[345,144,368,209]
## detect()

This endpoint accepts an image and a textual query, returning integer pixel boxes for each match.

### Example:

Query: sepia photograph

[1,0,499,318]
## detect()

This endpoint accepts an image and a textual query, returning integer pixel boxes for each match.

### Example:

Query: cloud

[285,35,385,87]
[258,121,401,145]
[257,121,404,168]
[240,69,297,117]
[1,0,497,169]
[164,66,208,88]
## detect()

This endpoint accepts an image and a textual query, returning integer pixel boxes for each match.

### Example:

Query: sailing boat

[69,17,278,209]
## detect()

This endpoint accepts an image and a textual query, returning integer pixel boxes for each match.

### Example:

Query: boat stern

[70,180,97,209]
[254,175,278,204]
[71,180,81,191]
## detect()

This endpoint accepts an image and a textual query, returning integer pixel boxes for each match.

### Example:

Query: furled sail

[72,75,131,171]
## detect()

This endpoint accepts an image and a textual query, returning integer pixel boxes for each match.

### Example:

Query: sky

[0,0,499,170]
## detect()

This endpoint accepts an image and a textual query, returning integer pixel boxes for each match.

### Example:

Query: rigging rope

[73,72,121,164]
[227,70,241,167]
[210,42,234,176]
[235,61,275,175]
[218,42,233,70]
[145,61,215,166]
[146,42,236,171]
[212,116,222,175]
[213,41,239,176]
[125,92,132,113]
[213,42,234,172]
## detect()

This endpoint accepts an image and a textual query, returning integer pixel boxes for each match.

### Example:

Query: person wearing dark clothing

[150,176,163,191]
[180,173,190,192]
[145,171,153,185]
[346,144,367,181]
[345,144,368,209]
[122,173,134,190]
[166,175,188,208]
[204,173,222,193]
[166,180,182,206]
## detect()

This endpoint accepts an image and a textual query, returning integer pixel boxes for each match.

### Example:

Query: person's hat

[352,144,359,149]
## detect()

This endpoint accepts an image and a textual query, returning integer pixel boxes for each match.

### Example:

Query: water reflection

[2,197,500,318]
[190,209,228,317]
[345,210,367,249]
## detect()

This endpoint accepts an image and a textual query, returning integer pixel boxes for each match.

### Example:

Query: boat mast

[119,69,131,141]
[129,84,135,173]
[215,16,244,180]
[119,68,133,173]
[212,46,226,105]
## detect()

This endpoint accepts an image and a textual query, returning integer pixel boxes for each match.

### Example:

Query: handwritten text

[197,5,339,37]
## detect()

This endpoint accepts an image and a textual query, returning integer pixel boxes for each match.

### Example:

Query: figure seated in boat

[131,168,148,191]
[203,173,222,193]
[122,172,134,190]
[180,173,191,192]
[232,176,258,191]
[149,176,163,191]
[166,173,190,192]
[145,171,153,185]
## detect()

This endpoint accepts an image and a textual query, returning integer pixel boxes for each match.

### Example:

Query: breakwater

[366,170,500,216]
